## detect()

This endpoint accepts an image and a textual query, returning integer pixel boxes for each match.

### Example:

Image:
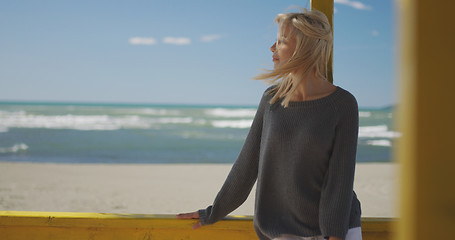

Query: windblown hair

[255,9,333,107]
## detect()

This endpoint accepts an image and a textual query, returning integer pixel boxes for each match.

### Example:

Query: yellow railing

[0,211,395,240]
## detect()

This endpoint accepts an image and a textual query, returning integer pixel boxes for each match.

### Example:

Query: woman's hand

[176,211,202,229]
[327,237,342,240]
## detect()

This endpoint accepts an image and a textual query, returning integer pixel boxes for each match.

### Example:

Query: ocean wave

[114,108,181,116]
[366,139,392,147]
[359,111,371,117]
[152,117,193,124]
[0,110,26,116]
[205,108,256,118]
[0,143,29,153]
[211,120,253,128]
[359,125,401,138]
[0,113,195,131]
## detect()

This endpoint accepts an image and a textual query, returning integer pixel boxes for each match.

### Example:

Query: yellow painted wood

[361,218,395,240]
[397,0,455,239]
[0,211,256,240]
[0,211,394,240]
[310,0,334,83]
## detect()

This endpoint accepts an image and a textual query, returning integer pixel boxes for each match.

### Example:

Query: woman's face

[271,26,297,69]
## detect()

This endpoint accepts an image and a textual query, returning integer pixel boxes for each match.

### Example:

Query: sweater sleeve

[319,94,359,239]
[198,92,267,226]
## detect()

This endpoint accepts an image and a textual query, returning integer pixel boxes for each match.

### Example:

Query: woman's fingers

[176,211,199,219]
[192,221,202,229]
[177,211,202,230]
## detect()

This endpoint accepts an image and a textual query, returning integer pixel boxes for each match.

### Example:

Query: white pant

[273,227,362,240]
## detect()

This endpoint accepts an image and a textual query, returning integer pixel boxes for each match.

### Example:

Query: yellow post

[310,0,334,83]
[397,0,455,239]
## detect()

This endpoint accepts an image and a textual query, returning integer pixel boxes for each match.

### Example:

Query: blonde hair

[255,9,333,107]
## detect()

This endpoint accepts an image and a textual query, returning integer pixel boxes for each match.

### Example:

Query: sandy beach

[0,162,398,218]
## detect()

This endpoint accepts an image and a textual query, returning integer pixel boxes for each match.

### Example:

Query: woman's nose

[270,42,276,52]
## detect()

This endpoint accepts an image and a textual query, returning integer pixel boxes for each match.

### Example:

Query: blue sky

[0,0,396,107]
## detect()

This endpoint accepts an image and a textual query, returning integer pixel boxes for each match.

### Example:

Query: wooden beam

[0,211,395,240]
[311,0,334,83]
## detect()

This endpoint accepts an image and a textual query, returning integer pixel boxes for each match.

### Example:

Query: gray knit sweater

[199,86,361,239]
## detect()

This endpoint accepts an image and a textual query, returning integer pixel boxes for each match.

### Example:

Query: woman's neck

[290,74,336,102]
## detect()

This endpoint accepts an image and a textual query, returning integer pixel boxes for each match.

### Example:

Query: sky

[0,0,396,108]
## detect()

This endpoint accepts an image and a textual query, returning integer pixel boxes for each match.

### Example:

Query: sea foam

[366,139,392,147]
[206,108,256,118]
[359,125,401,138]
[0,112,196,131]
[0,143,29,153]
[359,111,371,117]
[114,108,181,116]
[211,120,253,128]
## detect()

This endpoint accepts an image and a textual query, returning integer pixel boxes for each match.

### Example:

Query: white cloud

[371,30,379,36]
[201,34,223,43]
[129,37,157,45]
[163,37,191,45]
[334,0,372,10]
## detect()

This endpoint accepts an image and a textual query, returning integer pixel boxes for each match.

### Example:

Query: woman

[177,9,362,240]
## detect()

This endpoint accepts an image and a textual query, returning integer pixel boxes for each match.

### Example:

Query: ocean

[0,102,399,164]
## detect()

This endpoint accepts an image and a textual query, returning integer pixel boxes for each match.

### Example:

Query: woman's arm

[177,90,269,227]
[319,93,359,239]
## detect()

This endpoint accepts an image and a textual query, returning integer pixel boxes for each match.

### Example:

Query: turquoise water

[0,102,399,164]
